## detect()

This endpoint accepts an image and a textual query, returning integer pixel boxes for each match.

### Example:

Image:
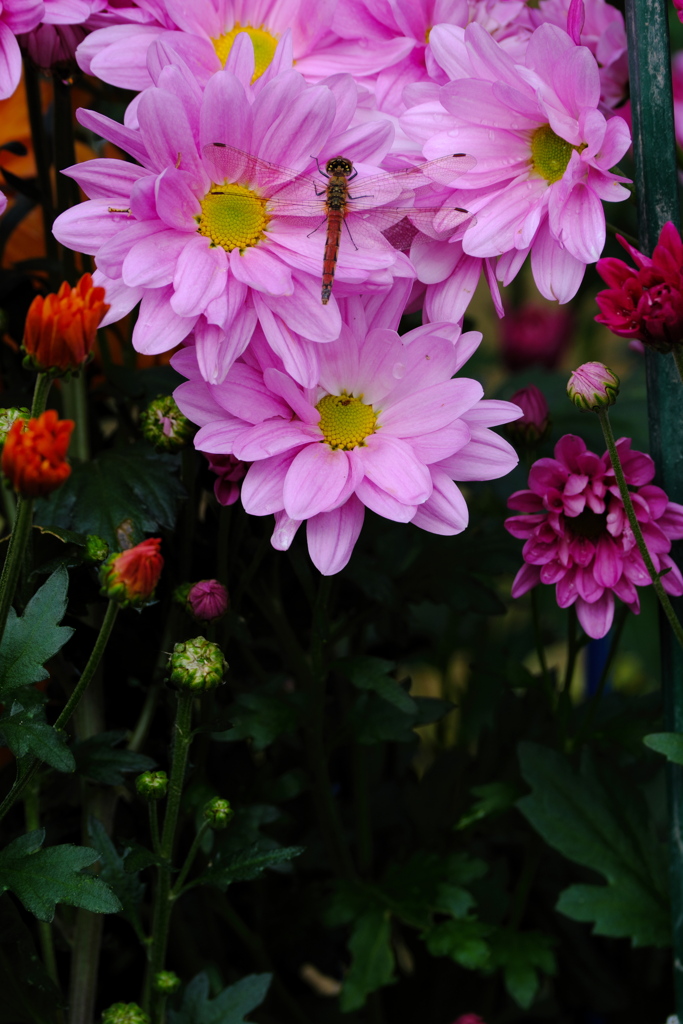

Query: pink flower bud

[567,362,620,410]
[506,385,550,443]
[187,580,229,623]
[501,304,573,371]
[452,1015,486,1024]
[205,453,247,506]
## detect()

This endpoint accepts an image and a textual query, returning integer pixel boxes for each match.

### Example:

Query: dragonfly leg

[307,216,327,238]
[342,219,359,252]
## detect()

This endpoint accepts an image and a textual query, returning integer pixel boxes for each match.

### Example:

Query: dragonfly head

[325,156,354,178]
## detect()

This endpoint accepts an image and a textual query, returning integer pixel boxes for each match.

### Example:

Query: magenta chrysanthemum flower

[595,222,683,353]
[76,0,337,91]
[173,289,521,575]
[0,0,44,98]
[505,435,683,639]
[402,22,631,303]
[19,0,104,72]
[52,59,423,387]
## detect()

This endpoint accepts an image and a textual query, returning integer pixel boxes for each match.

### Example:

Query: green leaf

[0,830,121,922]
[122,842,162,874]
[213,690,305,751]
[455,782,521,831]
[0,894,64,1023]
[34,443,184,551]
[339,909,395,1012]
[73,730,155,785]
[335,656,416,714]
[643,731,683,764]
[488,929,556,1010]
[423,918,491,970]
[195,844,304,891]
[0,703,74,772]
[0,567,74,696]
[88,818,145,933]
[412,696,455,726]
[517,742,670,946]
[344,692,416,744]
[168,972,271,1024]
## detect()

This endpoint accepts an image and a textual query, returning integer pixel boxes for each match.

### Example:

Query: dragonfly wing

[203,143,322,201]
[351,204,470,248]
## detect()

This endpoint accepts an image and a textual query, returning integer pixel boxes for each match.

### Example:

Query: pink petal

[133,285,198,354]
[234,420,319,461]
[411,469,469,535]
[576,591,614,639]
[241,453,296,515]
[355,478,417,523]
[354,433,432,505]
[283,444,350,519]
[306,495,365,576]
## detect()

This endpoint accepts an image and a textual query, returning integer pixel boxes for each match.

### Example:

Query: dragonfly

[203,144,476,305]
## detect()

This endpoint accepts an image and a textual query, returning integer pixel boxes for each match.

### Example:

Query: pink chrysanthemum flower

[173,287,521,575]
[19,0,105,71]
[0,0,44,98]
[402,22,631,303]
[52,58,421,388]
[505,435,683,639]
[76,0,338,92]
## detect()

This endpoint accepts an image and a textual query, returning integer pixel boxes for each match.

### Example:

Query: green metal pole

[624,0,683,1010]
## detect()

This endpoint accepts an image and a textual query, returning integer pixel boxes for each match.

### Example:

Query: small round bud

[99,538,164,608]
[203,797,234,830]
[84,534,109,564]
[101,1004,150,1024]
[186,580,229,623]
[0,408,30,448]
[505,385,550,445]
[153,970,181,994]
[135,770,168,801]
[168,637,227,691]
[140,395,195,452]
[567,362,620,411]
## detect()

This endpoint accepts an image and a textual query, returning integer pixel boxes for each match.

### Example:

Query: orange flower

[23,273,110,373]
[99,538,164,608]
[1,410,74,498]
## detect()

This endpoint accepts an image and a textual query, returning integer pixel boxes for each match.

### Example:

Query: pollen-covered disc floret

[316,394,377,451]
[197,184,269,252]
[212,24,278,79]
[505,435,683,639]
[173,290,522,576]
[530,126,577,186]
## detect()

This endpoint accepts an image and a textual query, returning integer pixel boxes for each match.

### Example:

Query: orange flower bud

[99,538,164,608]
[23,273,110,374]
[1,410,74,498]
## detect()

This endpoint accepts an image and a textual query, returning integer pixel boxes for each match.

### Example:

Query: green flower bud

[84,534,109,564]
[168,637,227,692]
[567,362,620,411]
[0,408,30,448]
[203,797,234,830]
[153,970,181,994]
[140,395,195,452]
[135,770,168,801]
[101,1004,150,1024]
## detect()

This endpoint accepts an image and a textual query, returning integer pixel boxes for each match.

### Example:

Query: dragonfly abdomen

[321,172,351,305]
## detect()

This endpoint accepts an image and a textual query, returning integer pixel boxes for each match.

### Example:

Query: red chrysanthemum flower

[23,273,110,373]
[99,537,164,608]
[1,410,74,498]
[505,434,683,638]
[595,222,683,352]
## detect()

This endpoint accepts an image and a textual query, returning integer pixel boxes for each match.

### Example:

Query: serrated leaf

[423,918,491,969]
[335,656,416,714]
[122,842,161,874]
[213,690,304,751]
[0,568,74,696]
[345,692,416,744]
[455,782,521,831]
[643,732,683,764]
[73,730,155,784]
[168,972,271,1024]
[0,894,64,1023]
[340,909,395,1012]
[488,929,556,1010]
[0,830,121,922]
[34,443,184,550]
[194,844,304,891]
[0,703,74,772]
[88,818,144,933]
[517,742,670,946]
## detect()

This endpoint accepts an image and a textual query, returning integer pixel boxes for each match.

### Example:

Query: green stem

[24,783,63,1010]
[562,606,579,695]
[598,407,683,652]
[143,690,195,1016]
[172,821,208,896]
[60,376,89,463]
[605,222,638,247]
[149,802,161,857]
[572,604,629,751]
[31,373,52,417]
[0,600,119,823]
[672,347,683,386]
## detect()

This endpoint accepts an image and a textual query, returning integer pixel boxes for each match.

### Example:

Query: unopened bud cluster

[168,637,227,691]
[135,770,168,801]
[153,970,181,994]
[203,797,234,830]
[0,408,30,447]
[99,538,164,608]
[101,1004,149,1024]
[567,362,620,411]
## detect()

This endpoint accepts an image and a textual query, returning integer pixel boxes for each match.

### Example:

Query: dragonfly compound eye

[196,183,269,252]
[325,157,354,177]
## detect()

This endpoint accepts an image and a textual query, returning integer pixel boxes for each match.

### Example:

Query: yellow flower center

[530,124,580,185]
[212,23,279,81]
[196,183,269,252]
[316,393,377,451]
